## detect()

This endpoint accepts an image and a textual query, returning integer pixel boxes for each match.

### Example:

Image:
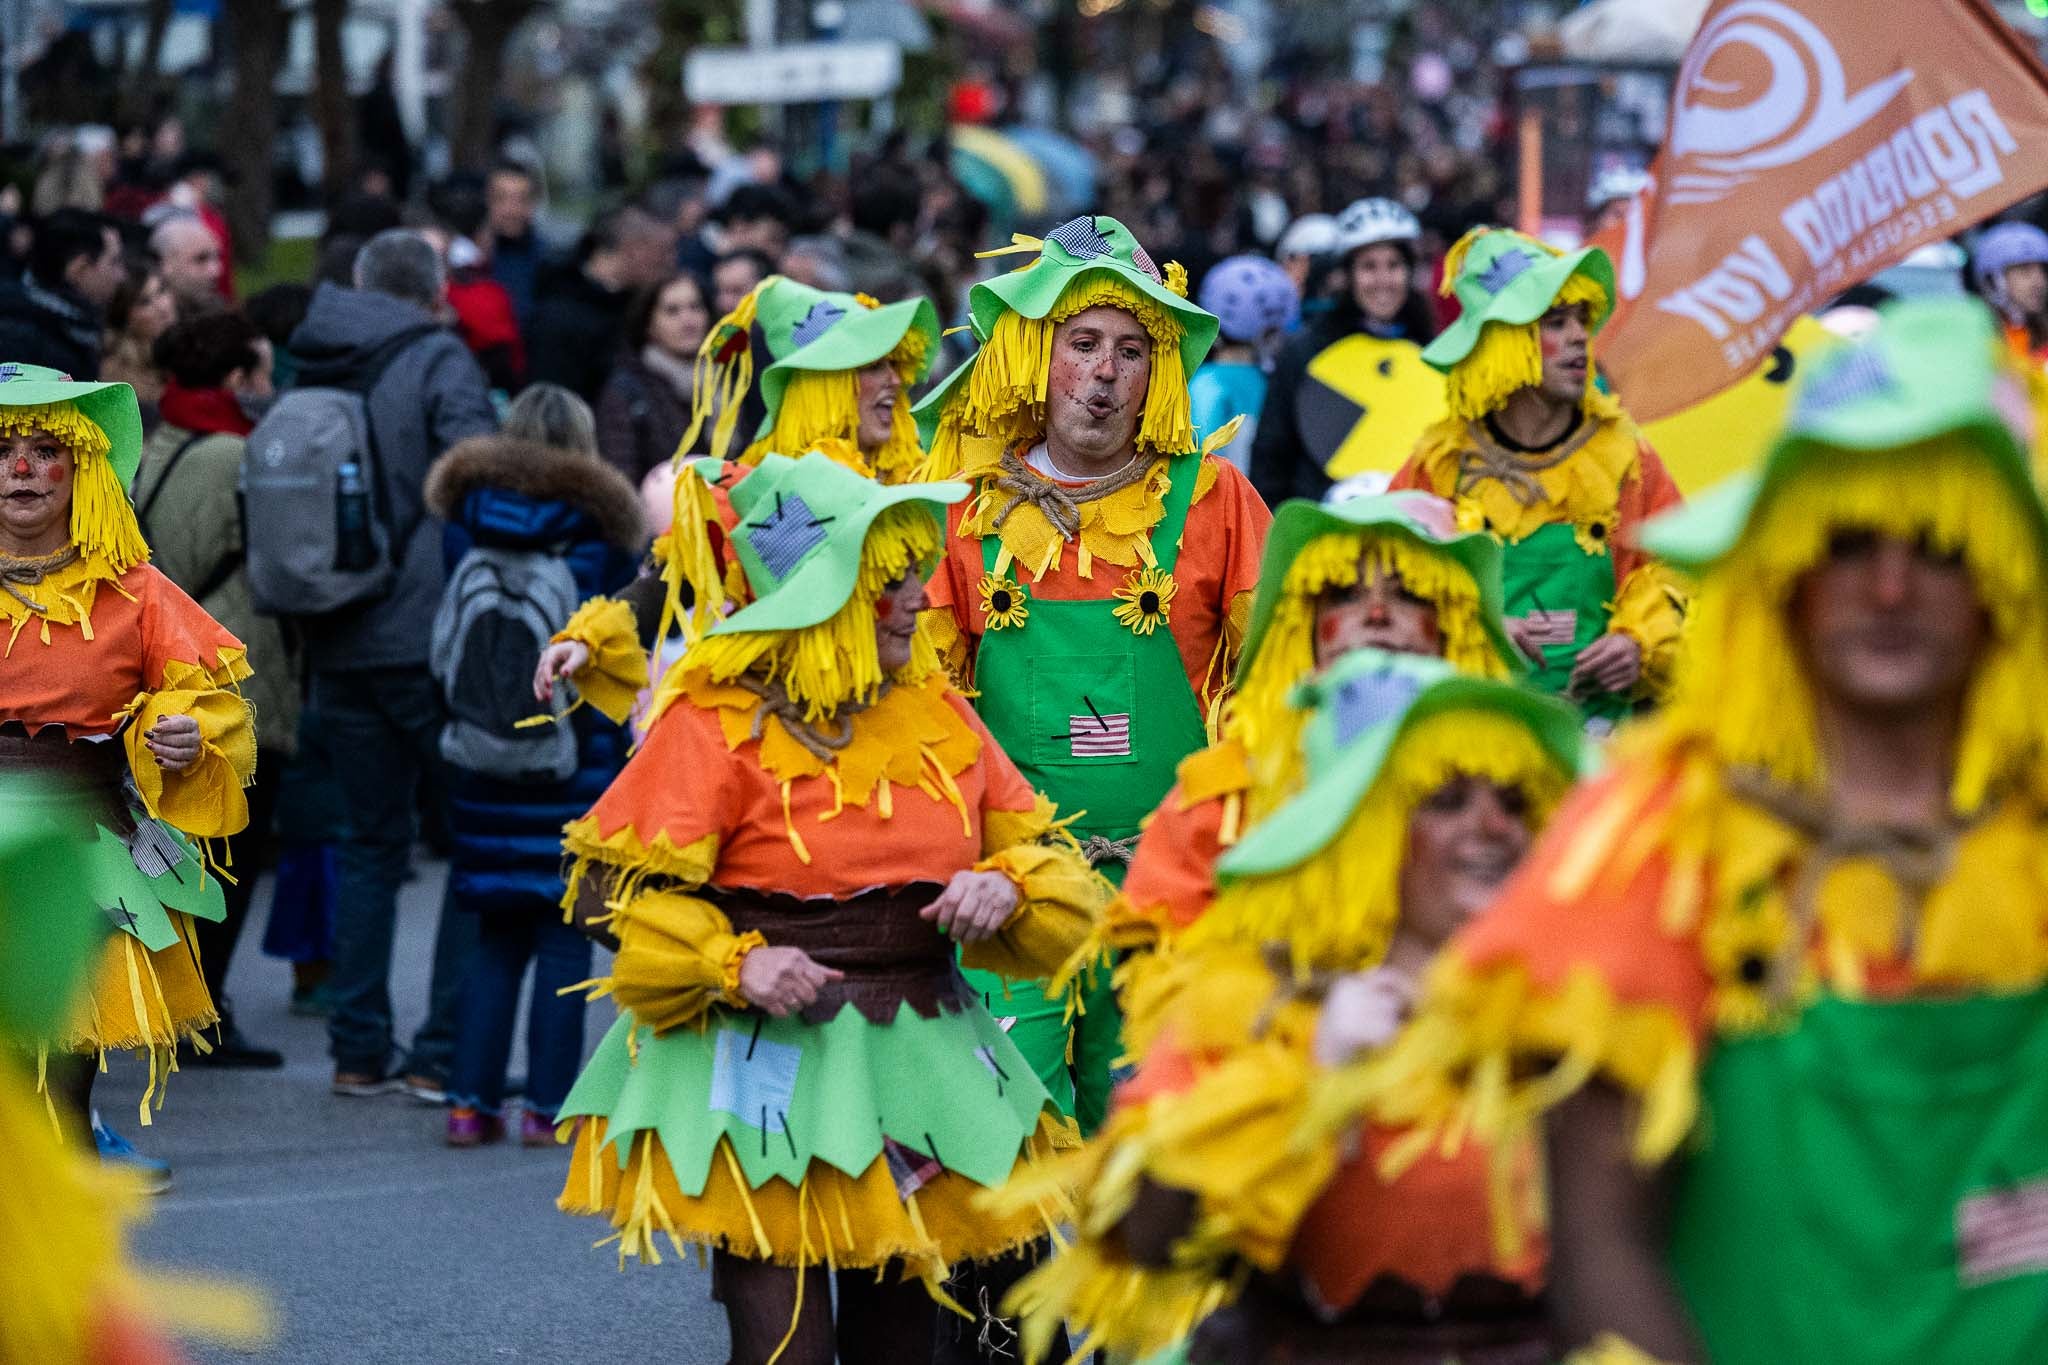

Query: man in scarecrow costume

[1335,298,2048,1363]
[913,215,1270,1141]
[1390,227,1685,728]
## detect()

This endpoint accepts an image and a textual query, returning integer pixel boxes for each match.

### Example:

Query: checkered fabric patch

[1795,348,1895,424]
[746,492,829,581]
[0,364,22,383]
[1130,242,1163,283]
[1329,667,1426,748]
[884,1136,945,1201]
[1476,247,1537,294]
[1048,216,1113,260]
[789,300,847,349]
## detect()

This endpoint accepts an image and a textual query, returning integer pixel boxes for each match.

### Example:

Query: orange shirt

[0,564,245,737]
[576,682,1044,899]
[1120,778,1232,932]
[927,455,1271,701]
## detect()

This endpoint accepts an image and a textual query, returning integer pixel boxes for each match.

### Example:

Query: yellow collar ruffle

[0,551,132,652]
[958,442,1219,582]
[685,670,982,861]
[1412,388,1641,547]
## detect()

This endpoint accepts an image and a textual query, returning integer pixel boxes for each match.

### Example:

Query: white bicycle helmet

[1332,198,1422,256]
[1277,213,1340,262]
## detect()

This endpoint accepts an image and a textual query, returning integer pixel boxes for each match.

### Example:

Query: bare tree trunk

[312,0,357,200]
[121,0,176,124]
[219,0,288,259]
[450,0,540,172]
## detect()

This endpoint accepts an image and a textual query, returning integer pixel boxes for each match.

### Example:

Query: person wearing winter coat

[423,383,648,1145]
[593,271,713,482]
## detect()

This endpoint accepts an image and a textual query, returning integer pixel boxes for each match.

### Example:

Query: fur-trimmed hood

[426,435,647,551]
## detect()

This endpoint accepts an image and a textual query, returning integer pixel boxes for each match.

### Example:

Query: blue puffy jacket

[424,434,649,913]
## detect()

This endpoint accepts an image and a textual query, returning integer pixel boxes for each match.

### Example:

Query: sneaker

[520,1109,558,1148]
[332,1069,404,1098]
[185,1020,284,1070]
[401,1073,448,1106]
[447,1106,504,1147]
[91,1112,172,1195]
[289,984,336,1018]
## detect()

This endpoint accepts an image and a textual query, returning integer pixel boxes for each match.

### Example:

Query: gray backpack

[429,547,581,784]
[241,324,436,616]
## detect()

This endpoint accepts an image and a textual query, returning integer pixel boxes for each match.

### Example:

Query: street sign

[685,41,903,105]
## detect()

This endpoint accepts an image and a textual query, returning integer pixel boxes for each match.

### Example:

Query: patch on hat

[746,491,830,580]
[1476,247,1538,295]
[1328,666,1426,748]
[1049,216,1114,261]
[1793,348,1895,425]
[1130,242,1164,283]
[0,365,22,382]
[789,300,848,349]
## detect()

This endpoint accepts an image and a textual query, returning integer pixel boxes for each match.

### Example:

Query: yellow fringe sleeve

[554,595,649,725]
[591,889,765,1036]
[117,664,256,840]
[1564,1335,1683,1365]
[964,840,1110,983]
[921,608,973,691]
[1605,564,1689,701]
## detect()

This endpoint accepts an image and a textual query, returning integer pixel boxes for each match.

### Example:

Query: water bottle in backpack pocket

[241,386,396,614]
[430,546,581,784]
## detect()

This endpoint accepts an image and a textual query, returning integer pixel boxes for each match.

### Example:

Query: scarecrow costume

[992,652,1583,1363]
[0,783,266,1364]
[1389,228,1684,724]
[1109,490,1522,958]
[682,274,939,483]
[1337,300,2048,1364]
[914,214,1270,1130]
[551,453,1106,1358]
[0,367,252,1119]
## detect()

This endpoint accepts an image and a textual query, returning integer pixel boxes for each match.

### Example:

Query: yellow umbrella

[949,124,1049,217]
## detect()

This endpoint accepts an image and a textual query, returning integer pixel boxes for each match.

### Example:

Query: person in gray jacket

[285,229,498,1099]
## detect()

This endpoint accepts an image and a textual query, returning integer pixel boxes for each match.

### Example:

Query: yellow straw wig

[0,403,148,573]
[1663,435,2048,815]
[1225,529,1512,810]
[1440,268,1611,423]
[741,328,930,482]
[679,502,945,722]
[1185,708,1572,978]
[942,269,1194,463]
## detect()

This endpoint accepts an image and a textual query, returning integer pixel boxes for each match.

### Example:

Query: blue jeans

[447,906,591,1118]
[317,667,471,1079]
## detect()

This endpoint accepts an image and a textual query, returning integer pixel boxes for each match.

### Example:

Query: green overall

[964,461,1210,1135]
[1668,989,2048,1364]
[1498,521,1631,727]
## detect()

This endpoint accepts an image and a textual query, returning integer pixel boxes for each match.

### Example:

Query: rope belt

[1080,833,1139,868]
[1455,420,1596,508]
[1724,767,1973,1004]
[0,545,80,614]
[989,448,1157,540]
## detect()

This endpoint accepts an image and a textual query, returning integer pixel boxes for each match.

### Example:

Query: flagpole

[1518,109,1543,237]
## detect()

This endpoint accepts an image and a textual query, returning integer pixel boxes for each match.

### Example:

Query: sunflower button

[1113,567,1177,636]
[978,572,1030,630]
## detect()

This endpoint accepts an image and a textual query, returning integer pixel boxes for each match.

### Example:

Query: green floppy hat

[0,362,143,485]
[709,450,969,637]
[1640,296,2048,574]
[752,278,941,434]
[1421,228,1616,373]
[911,214,1220,444]
[1217,648,1584,881]
[1234,491,1524,685]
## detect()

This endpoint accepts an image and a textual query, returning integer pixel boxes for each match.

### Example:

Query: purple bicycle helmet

[1970,221,2048,315]
[1198,254,1302,344]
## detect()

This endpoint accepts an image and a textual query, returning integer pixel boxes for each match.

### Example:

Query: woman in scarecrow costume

[991,650,1584,1363]
[682,274,939,483]
[0,788,267,1364]
[912,214,1270,1139]
[1389,227,1685,729]
[1327,298,2048,1364]
[0,366,252,1144]
[1108,489,1524,960]
[551,451,1107,1365]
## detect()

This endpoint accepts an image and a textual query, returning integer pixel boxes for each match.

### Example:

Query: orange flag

[1591,0,2048,423]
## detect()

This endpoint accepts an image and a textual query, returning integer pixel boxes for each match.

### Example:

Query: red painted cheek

[874,597,895,621]
[46,464,63,484]
[1317,615,1343,645]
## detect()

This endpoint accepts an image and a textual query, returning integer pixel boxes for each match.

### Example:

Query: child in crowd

[1189,254,1299,473]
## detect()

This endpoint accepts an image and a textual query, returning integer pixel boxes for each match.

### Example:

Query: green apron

[1498,521,1630,728]
[1669,989,2048,1364]
[964,459,1210,1134]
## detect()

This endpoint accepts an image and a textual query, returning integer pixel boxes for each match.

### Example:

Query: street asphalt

[101,857,731,1365]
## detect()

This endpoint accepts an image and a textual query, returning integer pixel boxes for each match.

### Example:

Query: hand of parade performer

[143,714,203,773]
[1312,967,1417,1067]
[534,641,591,703]
[1506,617,1548,666]
[921,870,1019,944]
[1568,632,1642,698]
[737,946,844,1018]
